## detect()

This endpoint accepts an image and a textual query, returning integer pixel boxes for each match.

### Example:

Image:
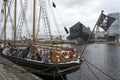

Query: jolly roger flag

[96,13,116,31]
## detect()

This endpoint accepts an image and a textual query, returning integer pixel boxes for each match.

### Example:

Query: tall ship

[0,0,82,77]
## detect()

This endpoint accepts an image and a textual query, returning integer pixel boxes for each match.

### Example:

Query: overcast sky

[54,0,120,30]
[0,0,120,39]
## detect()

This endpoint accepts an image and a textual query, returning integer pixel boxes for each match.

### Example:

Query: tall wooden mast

[32,0,36,44]
[3,0,7,43]
[14,0,17,43]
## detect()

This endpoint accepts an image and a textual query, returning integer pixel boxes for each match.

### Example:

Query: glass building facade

[108,12,120,41]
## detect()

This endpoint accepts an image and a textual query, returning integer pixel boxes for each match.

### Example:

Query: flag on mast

[96,12,116,31]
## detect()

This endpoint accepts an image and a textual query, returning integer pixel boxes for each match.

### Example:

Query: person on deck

[36,50,42,61]
[22,50,28,58]
[41,49,47,63]
[17,49,22,58]
[31,53,38,60]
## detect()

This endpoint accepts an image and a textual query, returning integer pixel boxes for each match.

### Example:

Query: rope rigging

[36,0,48,40]
[48,0,61,37]
[52,1,68,35]
[35,0,65,41]
[0,1,4,21]
[50,0,70,39]
[0,0,14,40]
[16,0,30,40]
[36,0,42,40]
[40,0,52,40]
[0,1,4,39]
[6,0,14,40]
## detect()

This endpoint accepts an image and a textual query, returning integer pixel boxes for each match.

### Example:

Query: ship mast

[32,0,36,44]
[14,0,17,43]
[3,0,7,43]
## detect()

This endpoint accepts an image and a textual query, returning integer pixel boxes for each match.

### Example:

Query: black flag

[64,27,69,34]
[53,2,56,8]
[96,13,116,31]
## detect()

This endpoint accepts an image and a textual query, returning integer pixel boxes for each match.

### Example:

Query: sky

[54,0,120,30]
[0,0,120,39]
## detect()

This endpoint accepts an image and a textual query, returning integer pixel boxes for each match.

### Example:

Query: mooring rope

[83,57,116,80]
[55,64,65,80]
[57,65,80,73]
[84,59,101,80]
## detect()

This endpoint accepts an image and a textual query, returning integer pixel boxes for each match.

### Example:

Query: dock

[0,55,42,80]
[94,41,117,44]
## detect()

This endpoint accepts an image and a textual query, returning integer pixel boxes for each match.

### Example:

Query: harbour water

[66,43,120,80]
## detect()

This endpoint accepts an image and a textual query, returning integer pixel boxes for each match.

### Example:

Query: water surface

[67,43,120,80]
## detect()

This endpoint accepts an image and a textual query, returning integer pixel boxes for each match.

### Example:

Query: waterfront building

[67,22,92,41]
[95,31,107,41]
[37,35,65,41]
[107,12,120,41]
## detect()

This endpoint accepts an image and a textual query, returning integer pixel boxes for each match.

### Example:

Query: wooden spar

[32,0,36,44]
[3,0,7,43]
[80,10,104,59]
[14,0,17,43]
[33,42,73,50]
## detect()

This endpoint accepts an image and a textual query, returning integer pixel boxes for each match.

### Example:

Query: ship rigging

[0,0,82,78]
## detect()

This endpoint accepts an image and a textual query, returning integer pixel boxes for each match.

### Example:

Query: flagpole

[79,10,104,60]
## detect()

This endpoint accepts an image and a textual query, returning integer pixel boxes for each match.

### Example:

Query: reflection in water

[66,44,120,80]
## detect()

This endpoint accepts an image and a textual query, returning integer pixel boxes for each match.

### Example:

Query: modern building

[67,22,92,41]
[107,12,120,41]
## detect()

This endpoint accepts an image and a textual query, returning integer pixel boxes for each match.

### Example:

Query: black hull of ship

[0,54,81,77]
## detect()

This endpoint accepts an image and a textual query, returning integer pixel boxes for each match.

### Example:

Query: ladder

[40,0,52,40]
